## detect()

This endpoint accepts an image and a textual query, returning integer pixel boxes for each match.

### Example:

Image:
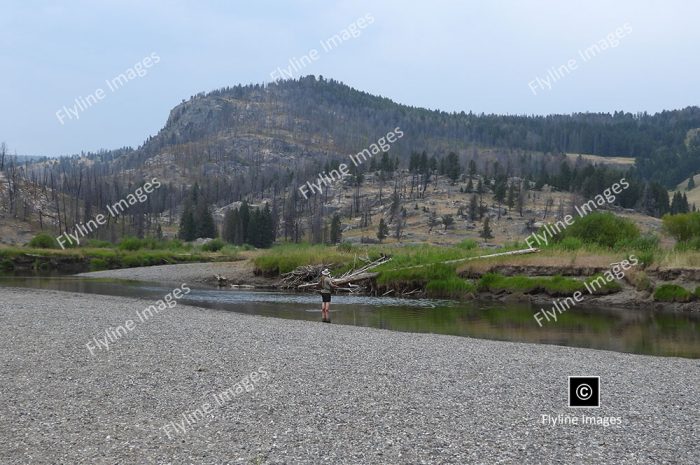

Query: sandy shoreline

[0,286,698,464]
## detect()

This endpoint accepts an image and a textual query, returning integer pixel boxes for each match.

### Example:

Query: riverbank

[79,253,700,312]
[0,287,697,464]
[78,259,277,288]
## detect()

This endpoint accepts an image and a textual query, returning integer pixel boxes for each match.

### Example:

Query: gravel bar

[0,287,698,464]
[77,261,274,287]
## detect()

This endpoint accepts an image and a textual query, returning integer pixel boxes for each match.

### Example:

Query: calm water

[1,276,699,358]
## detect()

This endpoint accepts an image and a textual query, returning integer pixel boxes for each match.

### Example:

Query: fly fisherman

[318,268,338,323]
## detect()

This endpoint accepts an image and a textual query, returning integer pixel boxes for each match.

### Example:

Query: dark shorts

[321,293,331,303]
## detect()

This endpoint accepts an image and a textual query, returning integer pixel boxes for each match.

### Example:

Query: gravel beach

[78,260,276,288]
[0,287,698,465]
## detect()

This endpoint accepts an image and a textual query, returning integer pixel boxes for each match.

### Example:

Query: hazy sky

[2,0,698,156]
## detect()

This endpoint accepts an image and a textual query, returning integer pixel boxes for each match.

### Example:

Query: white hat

[321,269,331,276]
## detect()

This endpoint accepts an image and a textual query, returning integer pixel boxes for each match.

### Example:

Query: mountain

[3,76,699,243]
[100,76,700,188]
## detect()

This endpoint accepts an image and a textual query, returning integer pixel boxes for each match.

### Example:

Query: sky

[2,0,698,156]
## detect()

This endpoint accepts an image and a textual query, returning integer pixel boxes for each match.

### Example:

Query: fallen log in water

[297,272,379,289]
[294,255,391,290]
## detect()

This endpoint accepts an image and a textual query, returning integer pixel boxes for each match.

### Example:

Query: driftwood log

[294,255,392,292]
[290,247,540,295]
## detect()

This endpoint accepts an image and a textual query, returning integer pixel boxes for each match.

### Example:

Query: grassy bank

[253,240,699,303]
[0,238,241,273]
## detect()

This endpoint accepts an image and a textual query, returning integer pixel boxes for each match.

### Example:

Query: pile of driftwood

[284,255,392,293]
[279,264,334,289]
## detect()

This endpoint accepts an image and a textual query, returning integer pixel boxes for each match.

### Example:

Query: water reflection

[1,276,698,358]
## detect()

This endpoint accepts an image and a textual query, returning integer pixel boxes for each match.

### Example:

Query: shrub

[662,212,700,243]
[121,255,144,268]
[90,258,109,270]
[85,239,113,248]
[28,233,58,249]
[0,259,14,272]
[336,242,354,253]
[559,237,583,251]
[456,239,478,250]
[653,284,693,302]
[636,251,655,267]
[201,238,225,252]
[631,271,653,292]
[675,237,700,252]
[558,212,640,248]
[118,236,143,251]
[619,234,660,252]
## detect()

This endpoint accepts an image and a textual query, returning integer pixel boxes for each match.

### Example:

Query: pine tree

[222,208,239,244]
[260,203,275,248]
[468,159,477,178]
[377,218,389,242]
[195,196,216,239]
[178,199,196,241]
[468,195,478,221]
[445,152,461,183]
[239,201,250,244]
[688,176,696,191]
[480,216,494,240]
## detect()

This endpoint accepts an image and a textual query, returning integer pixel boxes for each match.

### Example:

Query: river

[1,275,698,358]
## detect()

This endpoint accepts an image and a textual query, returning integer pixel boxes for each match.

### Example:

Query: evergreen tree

[260,203,275,247]
[178,198,196,241]
[377,218,389,242]
[688,176,696,191]
[480,216,494,240]
[195,196,216,238]
[468,159,477,178]
[468,195,478,221]
[239,201,250,244]
[444,152,461,183]
[222,208,239,244]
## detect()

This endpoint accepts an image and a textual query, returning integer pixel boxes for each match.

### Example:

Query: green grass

[477,273,588,296]
[583,274,623,294]
[377,263,475,299]
[253,243,374,275]
[425,277,476,298]
[0,245,239,272]
[654,284,694,302]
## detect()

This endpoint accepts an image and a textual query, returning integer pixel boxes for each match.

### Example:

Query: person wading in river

[318,268,338,323]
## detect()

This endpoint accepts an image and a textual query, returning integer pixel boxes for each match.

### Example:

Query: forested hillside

[1,76,698,244]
